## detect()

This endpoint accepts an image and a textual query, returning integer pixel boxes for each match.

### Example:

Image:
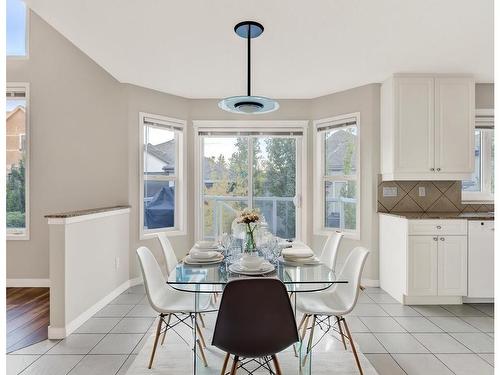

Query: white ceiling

[26,0,493,99]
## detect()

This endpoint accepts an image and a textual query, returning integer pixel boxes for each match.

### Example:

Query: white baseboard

[48,277,143,339]
[6,278,51,287]
[361,278,380,288]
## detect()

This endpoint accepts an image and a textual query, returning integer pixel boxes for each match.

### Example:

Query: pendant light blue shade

[218,95,279,114]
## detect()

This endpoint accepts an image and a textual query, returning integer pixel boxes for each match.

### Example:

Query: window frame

[462,109,494,203]
[192,120,309,242]
[139,112,186,239]
[7,82,30,240]
[313,113,361,240]
[6,0,30,59]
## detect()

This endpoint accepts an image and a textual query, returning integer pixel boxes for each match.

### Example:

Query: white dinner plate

[278,255,320,266]
[184,254,224,265]
[229,262,275,275]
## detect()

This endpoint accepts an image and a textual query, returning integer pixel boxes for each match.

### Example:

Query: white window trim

[7,2,29,59]
[192,120,309,243]
[462,109,494,203]
[313,113,361,240]
[139,112,187,239]
[7,82,30,240]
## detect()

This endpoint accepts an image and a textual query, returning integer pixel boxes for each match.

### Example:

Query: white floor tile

[126,304,158,318]
[117,355,138,375]
[350,303,389,317]
[427,316,479,332]
[436,353,494,375]
[365,354,406,375]
[460,316,494,332]
[47,334,105,355]
[351,333,387,353]
[344,316,370,333]
[394,317,442,332]
[94,304,135,318]
[111,293,145,305]
[367,293,400,304]
[393,353,454,375]
[469,303,494,317]
[90,333,144,355]
[7,355,40,375]
[449,332,494,353]
[478,353,494,366]
[10,339,61,355]
[374,333,429,353]
[67,354,128,375]
[411,306,454,317]
[21,355,84,375]
[412,333,471,353]
[74,317,121,333]
[359,317,406,332]
[381,304,422,317]
[111,318,155,334]
[442,304,487,317]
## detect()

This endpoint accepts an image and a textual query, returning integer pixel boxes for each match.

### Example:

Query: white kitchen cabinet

[437,235,468,296]
[408,236,438,296]
[468,221,494,299]
[381,74,475,181]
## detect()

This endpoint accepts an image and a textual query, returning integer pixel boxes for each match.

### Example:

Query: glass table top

[167,258,347,293]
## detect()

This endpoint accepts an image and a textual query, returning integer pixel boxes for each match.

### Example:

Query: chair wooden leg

[342,317,363,375]
[336,316,347,350]
[230,355,239,375]
[160,314,171,345]
[271,355,282,375]
[196,339,208,367]
[302,315,316,366]
[300,314,310,342]
[220,352,230,375]
[198,313,206,328]
[196,321,207,348]
[297,314,307,332]
[148,314,163,369]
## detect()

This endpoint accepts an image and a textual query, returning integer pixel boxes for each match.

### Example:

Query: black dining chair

[212,278,299,375]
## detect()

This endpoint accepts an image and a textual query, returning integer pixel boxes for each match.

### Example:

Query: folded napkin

[195,241,218,249]
[282,246,314,259]
[189,250,220,259]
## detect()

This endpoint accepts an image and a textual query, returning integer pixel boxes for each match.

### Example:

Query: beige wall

[7,11,494,284]
[7,12,128,279]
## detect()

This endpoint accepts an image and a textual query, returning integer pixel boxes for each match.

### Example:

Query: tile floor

[6,285,495,375]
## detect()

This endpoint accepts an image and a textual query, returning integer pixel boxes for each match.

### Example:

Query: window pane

[7,0,27,56]
[6,94,27,234]
[202,137,249,239]
[143,125,176,229]
[324,125,357,176]
[462,130,481,192]
[324,180,357,231]
[253,137,296,239]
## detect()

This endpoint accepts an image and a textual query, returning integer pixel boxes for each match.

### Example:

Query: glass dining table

[167,254,348,375]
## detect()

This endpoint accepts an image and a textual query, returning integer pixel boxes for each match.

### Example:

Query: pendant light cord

[247,26,251,96]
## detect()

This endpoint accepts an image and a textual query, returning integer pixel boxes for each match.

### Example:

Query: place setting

[183,240,224,265]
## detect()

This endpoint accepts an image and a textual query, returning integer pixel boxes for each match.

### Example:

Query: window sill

[141,229,186,240]
[7,233,29,241]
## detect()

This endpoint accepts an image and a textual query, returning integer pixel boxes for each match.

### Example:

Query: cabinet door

[437,236,467,296]
[468,221,494,298]
[408,236,438,296]
[394,77,435,174]
[435,78,475,174]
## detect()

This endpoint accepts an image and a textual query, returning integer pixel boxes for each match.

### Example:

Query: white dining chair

[136,246,216,369]
[296,246,369,374]
[156,232,178,277]
[319,230,344,272]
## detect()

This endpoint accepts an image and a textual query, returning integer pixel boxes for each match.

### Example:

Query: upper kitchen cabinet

[381,74,475,181]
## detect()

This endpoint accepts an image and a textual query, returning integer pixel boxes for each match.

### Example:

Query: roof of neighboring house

[146,140,175,171]
[6,106,25,121]
[325,129,356,173]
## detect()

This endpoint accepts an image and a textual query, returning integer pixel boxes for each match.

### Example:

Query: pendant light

[218,21,279,114]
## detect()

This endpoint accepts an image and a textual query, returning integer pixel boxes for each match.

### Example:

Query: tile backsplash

[378,180,494,213]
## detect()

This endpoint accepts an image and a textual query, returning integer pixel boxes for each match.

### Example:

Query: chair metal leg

[336,316,347,350]
[341,317,363,375]
[302,315,316,366]
[160,314,171,345]
[271,355,282,375]
[196,339,208,367]
[220,352,230,375]
[196,321,207,348]
[148,314,164,369]
[230,355,239,375]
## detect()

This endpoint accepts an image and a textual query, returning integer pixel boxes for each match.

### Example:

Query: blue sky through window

[7,0,27,56]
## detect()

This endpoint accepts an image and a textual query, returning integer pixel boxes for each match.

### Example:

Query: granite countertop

[45,205,131,218]
[379,211,494,220]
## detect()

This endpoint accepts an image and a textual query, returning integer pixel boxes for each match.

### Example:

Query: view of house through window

[142,119,179,232]
[6,87,28,237]
[201,135,299,240]
[316,114,359,236]
[7,0,27,56]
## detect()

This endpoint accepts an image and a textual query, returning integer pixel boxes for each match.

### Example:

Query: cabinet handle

[430,168,435,171]
[437,168,441,171]
[440,237,445,241]
[433,237,438,241]
[436,225,442,229]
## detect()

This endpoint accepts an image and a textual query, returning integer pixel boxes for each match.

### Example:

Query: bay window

[314,113,360,238]
[140,113,186,237]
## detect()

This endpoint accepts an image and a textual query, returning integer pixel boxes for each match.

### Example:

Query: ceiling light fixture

[218,21,279,115]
